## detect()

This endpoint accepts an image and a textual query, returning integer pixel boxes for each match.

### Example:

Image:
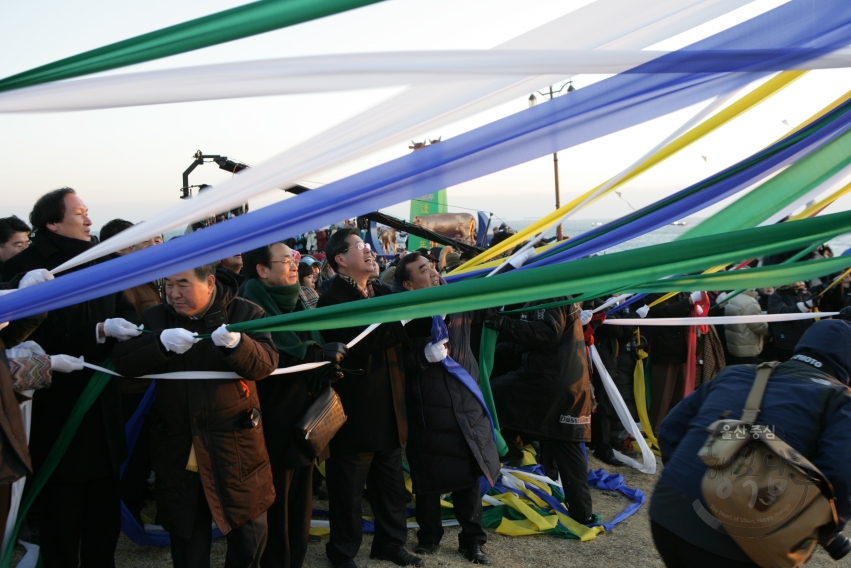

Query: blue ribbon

[3,0,850,323]
[430,315,497,442]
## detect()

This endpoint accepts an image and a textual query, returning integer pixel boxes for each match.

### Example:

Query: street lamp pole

[528,81,574,241]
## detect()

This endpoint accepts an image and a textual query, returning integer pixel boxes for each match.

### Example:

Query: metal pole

[549,86,564,241]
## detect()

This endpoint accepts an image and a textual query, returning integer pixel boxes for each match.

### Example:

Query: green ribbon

[477,326,509,457]
[226,211,851,334]
[0,0,383,94]
[0,364,115,568]
[682,127,851,240]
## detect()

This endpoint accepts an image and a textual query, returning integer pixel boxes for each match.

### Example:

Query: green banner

[408,190,448,250]
[477,326,509,457]
[226,210,851,333]
[682,127,851,240]
[0,0,383,94]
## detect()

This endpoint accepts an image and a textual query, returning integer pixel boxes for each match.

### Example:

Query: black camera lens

[820,532,851,560]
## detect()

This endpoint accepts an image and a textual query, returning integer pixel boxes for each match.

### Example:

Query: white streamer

[50,0,751,274]
[4,47,847,114]
[603,311,837,325]
[589,345,657,474]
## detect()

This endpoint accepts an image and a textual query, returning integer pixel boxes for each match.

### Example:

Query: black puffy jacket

[767,286,814,350]
[403,315,500,495]
[644,293,692,365]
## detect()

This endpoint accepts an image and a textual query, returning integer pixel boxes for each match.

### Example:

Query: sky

[3,0,851,232]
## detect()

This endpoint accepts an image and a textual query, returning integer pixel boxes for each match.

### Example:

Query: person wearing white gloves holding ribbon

[2,187,142,567]
[111,262,278,568]
[394,252,500,566]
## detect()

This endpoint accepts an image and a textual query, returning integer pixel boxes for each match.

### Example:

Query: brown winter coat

[111,270,279,537]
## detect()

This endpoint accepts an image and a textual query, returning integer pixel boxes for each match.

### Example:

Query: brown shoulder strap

[741,362,780,424]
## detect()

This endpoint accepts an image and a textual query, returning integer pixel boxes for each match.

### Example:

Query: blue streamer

[3,0,849,323]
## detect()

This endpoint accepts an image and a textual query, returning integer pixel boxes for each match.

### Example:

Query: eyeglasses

[268,257,298,268]
[342,242,371,254]
[0,240,30,251]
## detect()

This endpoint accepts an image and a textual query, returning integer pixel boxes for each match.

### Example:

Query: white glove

[103,318,143,341]
[211,324,241,348]
[20,269,54,289]
[424,338,449,363]
[160,328,200,354]
[690,291,704,304]
[797,301,811,313]
[695,305,704,316]
[636,305,650,318]
[580,310,593,326]
[49,354,84,374]
[508,248,536,269]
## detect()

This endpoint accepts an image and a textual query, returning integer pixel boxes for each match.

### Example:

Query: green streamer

[477,327,509,457]
[226,211,851,334]
[0,0,383,94]
[0,364,115,568]
[682,127,851,240]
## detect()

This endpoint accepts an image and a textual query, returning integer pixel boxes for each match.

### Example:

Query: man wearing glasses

[0,216,31,277]
[317,229,422,568]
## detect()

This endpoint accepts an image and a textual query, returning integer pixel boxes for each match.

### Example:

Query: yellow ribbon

[632,333,661,456]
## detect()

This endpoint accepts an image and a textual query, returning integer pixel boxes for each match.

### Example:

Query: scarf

[338,273,380,298]
[242,278,323,359]
[299,285,319,309]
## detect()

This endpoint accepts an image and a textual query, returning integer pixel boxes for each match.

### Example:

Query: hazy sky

[3,0,851,232]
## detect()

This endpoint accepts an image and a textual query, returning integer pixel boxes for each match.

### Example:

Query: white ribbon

[4,47,849,114]
[50,0,750,274]
[603,311,838,325]
[589,346,657,474]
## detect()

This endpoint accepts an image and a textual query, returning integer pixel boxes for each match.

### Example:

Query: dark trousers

[120,392,152,524]
[541,440,592,522]
[170,485,268,568]
[325,449,407,567]
[590,374,614,461]
[416,484,485,549]
[651,520,759,568]
[261,463,313,568]
[37,473,121,568]
[650,363,685,433]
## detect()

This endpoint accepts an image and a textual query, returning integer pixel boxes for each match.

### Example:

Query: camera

[820,531,851,560]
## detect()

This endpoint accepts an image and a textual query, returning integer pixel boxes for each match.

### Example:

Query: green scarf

[242,278,323,359]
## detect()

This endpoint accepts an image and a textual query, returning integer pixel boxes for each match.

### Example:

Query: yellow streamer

[495,493,559,532]
[450,71,807,275]
[554,511,606,542]
[632,334,661,456]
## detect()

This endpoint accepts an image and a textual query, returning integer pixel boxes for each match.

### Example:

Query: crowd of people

[0,187,850,568]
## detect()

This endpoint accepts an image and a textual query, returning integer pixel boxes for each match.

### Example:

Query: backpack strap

[741,361,780,424]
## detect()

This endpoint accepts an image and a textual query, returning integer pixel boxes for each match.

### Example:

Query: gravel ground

[12,454,850,567]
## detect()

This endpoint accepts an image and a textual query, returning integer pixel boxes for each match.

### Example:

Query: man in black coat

[486,298,594,524]
[317,229,422,568]
[2,188,142,567]
[240,241,346,568]
[394,252,500,565]
[111,264,279,567]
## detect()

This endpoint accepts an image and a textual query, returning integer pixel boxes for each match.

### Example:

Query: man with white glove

[797,299,816,313]
[580,310,594,326]
[689,291,704,304]
[211,324,241,348]
[49,354,84,374]
[394,251,499,565]
[19,268,54,289]
[0,188,142,565]
[423,337,448,363]
[97,318,143,343]
[111,263,278,565]
[635,305,650,318]
[159,328,200,354]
